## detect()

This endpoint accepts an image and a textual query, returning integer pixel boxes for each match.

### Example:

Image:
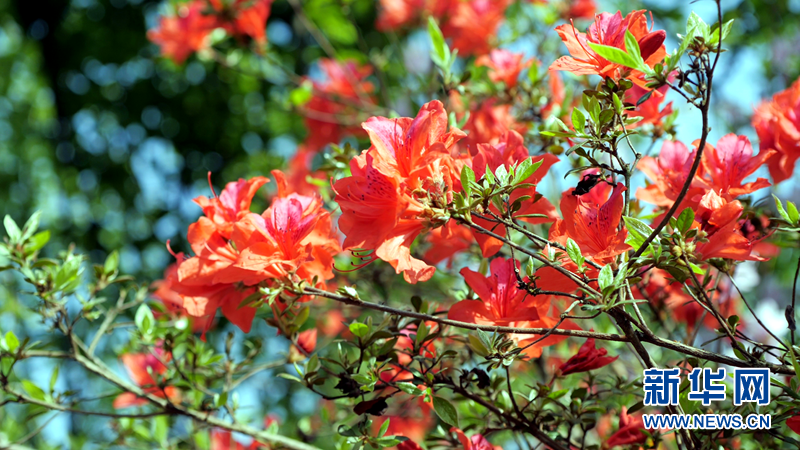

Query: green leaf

[134,304,155,335]
[565,238,585,269]
[787,201,799,225]
[21,211,42,242]
[789,346,800,382]
[24,230,50,253]
[623,216,655,252]
[104,250,119,275]
[623,30,646,70]
[687,12,710,41]
[3,215,21,242]
[395,382,422,395]
[514,158,542,184]
[587,42,642,71]
[50,366,59,394]
[598,265,613,291]
[774,195,793,223]
[461,165,475,197]
[22,380,46,401]
[432,396,458,427]
[415,322,429,347]
[4,331,19,352]
[571,108,586,133]
[427,17,450,68]
[349,322,369,338]
[378,418,390,437]
[709,19,734,45]
[289,80,313,106]
[675,208,695,234]
[468,333,490,357]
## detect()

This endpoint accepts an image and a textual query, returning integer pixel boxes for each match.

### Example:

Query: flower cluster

[148,0,273,63]
[164,172,340,333]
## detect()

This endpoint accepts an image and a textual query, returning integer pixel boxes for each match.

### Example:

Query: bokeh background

[1,0,799,447]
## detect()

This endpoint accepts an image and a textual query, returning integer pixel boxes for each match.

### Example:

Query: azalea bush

[2,1,800,449]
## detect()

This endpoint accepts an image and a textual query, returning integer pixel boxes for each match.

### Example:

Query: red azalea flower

[303,59,375,152]
[449,258,573,357]
[113,350,180,409]
[333,100,466,283]
[172,172,339,333]
[691,191,767,262]
[193,175,270,239]
[695,134,774,198]
[209,0,273,45]
[564,0,596,20]
[461,98,528,149]
[550,10,666,87]
[451,427,502,450]
[376,0,454,31]
[151,260,215,333]
[441,0,512,56]
[752,76,800,183]
[558,338,618,375]
[636,140,705,208]
[476,49,532,88]
[604,407,649,448]
[296,329,318,354]
[550,180,631,262]
[787,415,800,435]
[147,1,218,64]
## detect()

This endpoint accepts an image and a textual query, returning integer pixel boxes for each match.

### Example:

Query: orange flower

[695,134,774,198]
[303,59,374,152]
[441,0,512,56]
[373,397,433,444]
[636,140,705,208]
[147,1,218,64]
[564,0,596,20]
[470,130,559,256]
[194,175,270,239]
[535,179,630,293]
[224,182,341,287]
[604,407,649,448]
[211,428,264,450]
[558,338,618,375]
[752,76,800,183]
[113,351,180,409]
[451,427,503,450]
[449,258,571,357]
[691,190,767,262]
[637,269,738,331]
[738,215,778,259]
[283,145,326,197]
[174,217,260,332]
[334,100,466,283]
[209,0,273,45]
[296,328,318,354]
[422,220,474,266]
[550,180,631,262]
[173,172,339,333]
[550,10,666,87]
[147,0,272,64]
[461,98,528,149]
[375,0,453,31]
[476,49,532,88]
[151,260,215,333]
[396,441,423,450]
[317,308,347,337]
